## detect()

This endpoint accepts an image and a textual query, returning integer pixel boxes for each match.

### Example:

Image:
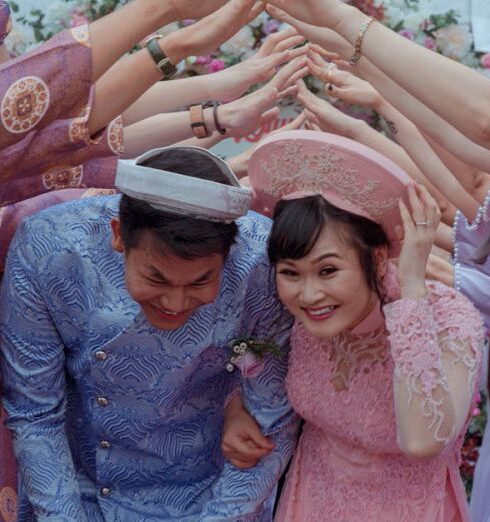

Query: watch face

[159,58,177,78]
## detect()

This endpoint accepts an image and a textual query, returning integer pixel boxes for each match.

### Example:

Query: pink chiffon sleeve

[383,282,484,454]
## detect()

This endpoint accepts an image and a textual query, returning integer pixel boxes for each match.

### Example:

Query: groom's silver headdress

[116,146,253,223]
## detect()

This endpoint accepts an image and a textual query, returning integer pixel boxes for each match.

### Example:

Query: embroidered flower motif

[42,166,83,190]
[1,76,50,134]
[107,116,124,155]
[258,141,398,218]
[226,336,281,377]
[0,486,17,522]
[69,106,104,146]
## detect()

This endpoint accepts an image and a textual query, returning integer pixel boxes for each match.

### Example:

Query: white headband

[115,147,253,223]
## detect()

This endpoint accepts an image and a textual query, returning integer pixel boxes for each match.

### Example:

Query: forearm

[292,21,490,172]
[174,132,225,149]
[123,74,224,125]
[89,0,175,82]
[121,107,218,158]
[377,99,480,222]
[200,418,298,521]
[355,59,490,174]
[384,289,483,458]
[333,3,490,148]
[423,133,490,205]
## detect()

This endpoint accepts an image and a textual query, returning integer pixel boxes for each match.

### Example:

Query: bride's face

[275,224,377,339]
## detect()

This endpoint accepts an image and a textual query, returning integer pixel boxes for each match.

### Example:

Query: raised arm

[122,29,306,124]
[89,0,263,134]
[264,6,490,173]
[267,0,490,149]
[384,184,484,457]
[122,66,305,158]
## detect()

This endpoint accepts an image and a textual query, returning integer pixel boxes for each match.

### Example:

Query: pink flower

[69,11,89,28]
[206,58,226,73]
[423,36,437,51]
[264,19,281,35]
[472,407,481,417]
[398,29,415,41]
[481,53,490,69]
[195,54,212,65]
[235,351,265,378]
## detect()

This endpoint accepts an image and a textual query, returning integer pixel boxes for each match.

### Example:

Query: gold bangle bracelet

[349,16,375,67]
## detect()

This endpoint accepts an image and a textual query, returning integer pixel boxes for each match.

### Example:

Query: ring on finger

[415,220,429,226]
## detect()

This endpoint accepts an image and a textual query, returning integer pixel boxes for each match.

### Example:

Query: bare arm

[268,0,490,148]
[88,0,261,135]
[265,7,490,173]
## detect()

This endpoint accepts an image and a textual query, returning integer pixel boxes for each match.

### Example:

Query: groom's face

[112,222,224,330]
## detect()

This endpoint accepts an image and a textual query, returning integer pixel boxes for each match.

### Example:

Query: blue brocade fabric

[0,196,299,521]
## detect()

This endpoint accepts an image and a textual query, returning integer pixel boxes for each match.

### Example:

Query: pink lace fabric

[276,272,484,522]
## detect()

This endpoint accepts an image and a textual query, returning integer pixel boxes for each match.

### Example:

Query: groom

[0,147,298,521]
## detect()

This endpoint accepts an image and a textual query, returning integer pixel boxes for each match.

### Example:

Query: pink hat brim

[248,130,413,258]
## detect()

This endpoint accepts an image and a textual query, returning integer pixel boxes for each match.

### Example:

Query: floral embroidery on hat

[1,76,50,134]
[42,165,83,190]
[258,141,398,218]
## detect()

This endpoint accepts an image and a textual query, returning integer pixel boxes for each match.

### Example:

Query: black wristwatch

[145,35,178,79]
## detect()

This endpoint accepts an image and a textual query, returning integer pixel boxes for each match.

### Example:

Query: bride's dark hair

[268,195,390,303]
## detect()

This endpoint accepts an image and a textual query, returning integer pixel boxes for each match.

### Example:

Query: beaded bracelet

[348,16,376,67]
[213,101,227,135]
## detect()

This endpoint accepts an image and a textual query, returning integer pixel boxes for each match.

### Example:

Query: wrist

[139,0,175,27]
[334,4,369,45]
[203,107,217,134]
[344,117,367,141]
[400,280,427,300]
[159,33,186,65]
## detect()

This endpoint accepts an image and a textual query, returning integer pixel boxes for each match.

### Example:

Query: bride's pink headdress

[248,130,413,257]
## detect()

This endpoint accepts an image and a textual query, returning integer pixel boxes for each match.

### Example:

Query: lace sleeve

[383,282,484,458]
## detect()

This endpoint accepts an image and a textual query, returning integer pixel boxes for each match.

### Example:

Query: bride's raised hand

[397,184,441,299]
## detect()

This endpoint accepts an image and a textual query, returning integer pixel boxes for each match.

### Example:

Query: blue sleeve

[200,263,300,521]
[0,222,89,521]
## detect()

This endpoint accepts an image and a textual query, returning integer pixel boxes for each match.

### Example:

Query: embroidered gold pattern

[42,166,84,190]
[1,76,50,134]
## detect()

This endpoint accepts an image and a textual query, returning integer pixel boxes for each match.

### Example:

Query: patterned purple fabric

[0,1,10,44]
[0,25,123,207]
[0,25,123,518]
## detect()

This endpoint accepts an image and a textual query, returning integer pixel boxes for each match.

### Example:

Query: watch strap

[189,105,210,139]
[146,36,177,78]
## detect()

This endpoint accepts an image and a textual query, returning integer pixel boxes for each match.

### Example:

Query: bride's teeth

[310,306,335,316]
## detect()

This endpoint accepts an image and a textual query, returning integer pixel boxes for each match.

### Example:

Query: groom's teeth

[310,305,335,316]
